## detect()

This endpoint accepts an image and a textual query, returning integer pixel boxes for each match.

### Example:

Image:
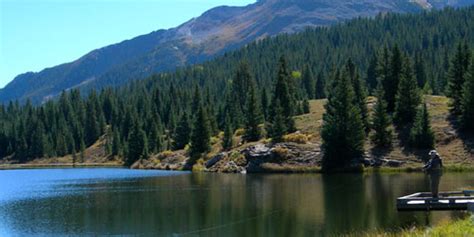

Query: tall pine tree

[321,69,365,171]
[84,101,100,146]
[461,58,474,132]
[371,83,392,147]
[315,71,326,99]
[394,57,421,126]
[302,64,315,99]
[447,42,471,115]
[346,59,369,133]
[366,52,378,93]
[383,46,403,112]
[189,105,211,165]
[414,52,427,88]
[172,111,191,150]
[222,113,234,150]
[244,79,263,142]
[270,56,296,133]
[269,99,287,143]
[409,103,435,149]
[126,121,148,166]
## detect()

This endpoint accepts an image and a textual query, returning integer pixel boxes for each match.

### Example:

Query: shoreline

[0,163,124,170]
[2,161,474,173]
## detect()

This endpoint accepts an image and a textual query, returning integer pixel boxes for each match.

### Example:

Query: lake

[0,168,472,236]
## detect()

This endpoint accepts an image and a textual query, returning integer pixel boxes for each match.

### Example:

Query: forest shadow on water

[0,169,472,236]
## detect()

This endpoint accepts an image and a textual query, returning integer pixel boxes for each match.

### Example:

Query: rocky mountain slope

[2,0,473,103]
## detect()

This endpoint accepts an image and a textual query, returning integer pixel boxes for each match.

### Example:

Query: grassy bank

[353,216,474,237]
[296,96,474,167]
[363,164,474,173]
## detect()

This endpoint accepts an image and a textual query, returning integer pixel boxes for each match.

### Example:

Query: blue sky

[0,0,255,88]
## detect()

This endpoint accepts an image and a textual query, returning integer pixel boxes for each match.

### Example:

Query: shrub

[158,150,174,160]
[210,136,220,145]
[283,133,311,144]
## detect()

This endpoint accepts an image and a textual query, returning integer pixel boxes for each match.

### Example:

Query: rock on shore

[131,142,410,173]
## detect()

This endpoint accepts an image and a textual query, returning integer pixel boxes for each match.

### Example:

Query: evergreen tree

[207,105,219,136]
[227,61,254,127]
[126,121,148,166]
[79,140,86,163]
[148,121,162,153]
[270,56,296,133]
[302,64,315,99]
[447,42,471,114]
[461,58,474,132]
[371,83,392,147]
[261,88,269,119]
[296,101,304,116]
[321,69,365,171]
[376,47,391,106]
[269,99,287,143]
[302,98,310,114]
[233,62,253,106]
[15,136,28,163]
[104,127,112,155]
[167,108,177,133]
[189,105,211,165]
[366,52,378,93]
[394,57,421,126]
[172,111,191,150]
[315,71,326,99]
[244,80,263,142]
[55,133,68,157]
[346,59,369,133]
[409,103,435,149]
[30,121,46,158]
[414,52,427,88]
[112,128,121,156]
[191,85,202,115]
[72,147,77,165]
[222,114,233,150]
[385,45,403,112]
[84,101,100,146]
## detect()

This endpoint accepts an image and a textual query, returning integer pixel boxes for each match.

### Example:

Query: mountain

[2,0,473,103]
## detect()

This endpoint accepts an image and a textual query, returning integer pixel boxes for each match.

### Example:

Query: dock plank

[397,191,474,211]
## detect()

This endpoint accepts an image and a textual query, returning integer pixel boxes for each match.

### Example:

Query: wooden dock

[397,191,474,211]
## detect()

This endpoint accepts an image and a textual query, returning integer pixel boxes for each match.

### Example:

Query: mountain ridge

[2,0,473,103]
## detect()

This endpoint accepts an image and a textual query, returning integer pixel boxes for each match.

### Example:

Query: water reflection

[0,169,472,236]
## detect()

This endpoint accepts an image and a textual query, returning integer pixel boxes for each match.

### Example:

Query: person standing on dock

[423,150,443,198]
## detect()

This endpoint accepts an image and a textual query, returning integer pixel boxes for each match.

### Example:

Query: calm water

[0,168,473,236]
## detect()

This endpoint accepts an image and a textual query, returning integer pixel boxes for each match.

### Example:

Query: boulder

[384,159,405,167]
[221,161,245,173]
[242,144,277,173]
[242,144,273,159]
[205,152,227,168]
[362,158,405,167]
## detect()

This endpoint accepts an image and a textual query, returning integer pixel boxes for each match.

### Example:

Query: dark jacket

[423,155,443,172]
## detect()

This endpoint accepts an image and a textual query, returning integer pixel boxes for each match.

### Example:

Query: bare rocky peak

[1,0,473,103]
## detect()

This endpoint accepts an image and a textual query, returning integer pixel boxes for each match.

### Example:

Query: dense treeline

[0,7,473,169]
[0,57,302,167]
[321,42,473,171]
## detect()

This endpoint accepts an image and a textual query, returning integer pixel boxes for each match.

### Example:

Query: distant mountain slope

[1,0,473,103]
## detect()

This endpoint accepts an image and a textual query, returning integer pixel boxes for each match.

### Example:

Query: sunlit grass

[349,216,474,237]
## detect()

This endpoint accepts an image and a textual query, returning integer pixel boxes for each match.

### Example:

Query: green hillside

[0,7,473,171]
